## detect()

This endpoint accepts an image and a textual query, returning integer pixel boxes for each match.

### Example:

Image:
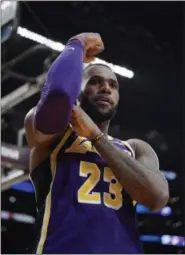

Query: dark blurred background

[1,1,184,254]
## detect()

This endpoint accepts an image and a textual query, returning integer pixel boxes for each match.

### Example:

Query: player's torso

[31,127,143,254]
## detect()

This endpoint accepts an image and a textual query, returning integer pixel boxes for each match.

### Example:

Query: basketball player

[25,33,169,254]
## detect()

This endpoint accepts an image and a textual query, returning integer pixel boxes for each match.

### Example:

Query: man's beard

[79,93,118,123]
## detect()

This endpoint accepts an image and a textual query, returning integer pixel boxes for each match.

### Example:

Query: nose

[99,81,111,94]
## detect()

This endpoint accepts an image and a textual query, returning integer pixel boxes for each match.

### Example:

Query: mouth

[95,96,113,106]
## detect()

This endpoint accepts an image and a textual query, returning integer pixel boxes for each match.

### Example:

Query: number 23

[78,161,123,210]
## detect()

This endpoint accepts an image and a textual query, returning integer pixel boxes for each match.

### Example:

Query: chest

[63,135,132,159]
[57,135,133,189]
[56,135,133,210]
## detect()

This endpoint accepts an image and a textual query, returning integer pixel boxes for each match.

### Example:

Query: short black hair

[83,63,113,73]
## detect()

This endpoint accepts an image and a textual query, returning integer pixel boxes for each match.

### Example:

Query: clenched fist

[69,32,104,63]
[70,105,101,140]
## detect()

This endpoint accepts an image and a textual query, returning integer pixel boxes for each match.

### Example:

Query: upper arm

[127,139,159,170]
[24,107,58,149]
[127,139,169,209]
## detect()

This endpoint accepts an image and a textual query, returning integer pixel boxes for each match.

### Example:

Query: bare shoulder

[24,107,37,148]
[127,138,159,170]
[127,138,155,153]
[24,107,35,127]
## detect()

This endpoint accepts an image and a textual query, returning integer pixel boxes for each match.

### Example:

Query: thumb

[72,105,80,118]
[88,45,104,56]
[84,55,95,63]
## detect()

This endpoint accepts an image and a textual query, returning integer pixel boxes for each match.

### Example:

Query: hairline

[82,63,119,91]
[83,64,114,78]
[83,63,112,72]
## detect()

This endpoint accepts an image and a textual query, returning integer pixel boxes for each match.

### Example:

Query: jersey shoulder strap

[121,140,135,158]
[108,135,135,158]
[50,125,73,154]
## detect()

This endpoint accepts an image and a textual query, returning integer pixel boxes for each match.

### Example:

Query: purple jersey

[31,126,143,254]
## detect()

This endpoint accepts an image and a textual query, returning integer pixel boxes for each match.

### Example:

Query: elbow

[147,185,170,212]
[141,181,169,212]
[149,192,169,212]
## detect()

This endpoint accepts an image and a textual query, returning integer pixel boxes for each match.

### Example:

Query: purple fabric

[34,40,84,134]
[41,134,143,254]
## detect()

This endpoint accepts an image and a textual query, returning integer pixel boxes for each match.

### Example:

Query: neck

[96,120,110,134]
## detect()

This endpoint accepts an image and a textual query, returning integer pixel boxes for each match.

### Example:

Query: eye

[88,76,103,85]
[109,80,118,89]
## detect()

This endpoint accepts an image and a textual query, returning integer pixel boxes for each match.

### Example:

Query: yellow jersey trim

[122,140,135,159]
[36,126,72,254]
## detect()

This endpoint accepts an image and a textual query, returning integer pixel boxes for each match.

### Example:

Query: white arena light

[1,1,11,11]
[17,26,134,79]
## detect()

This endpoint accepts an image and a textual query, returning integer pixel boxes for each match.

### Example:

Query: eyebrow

[108,78,118,83]
[89,74,117,81]
[88,75,119,87]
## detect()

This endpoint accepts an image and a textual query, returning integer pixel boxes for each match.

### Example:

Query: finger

[87,45,104,56]
[71,112,76,119]
[71,105,81,118]
[84,55,95,63]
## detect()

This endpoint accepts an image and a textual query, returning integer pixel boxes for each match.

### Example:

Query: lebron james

[25,32,169,254]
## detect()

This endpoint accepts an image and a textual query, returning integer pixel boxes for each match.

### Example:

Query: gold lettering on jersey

[65,136,99,154]
[78,161,101,204]
[78,161,123,210]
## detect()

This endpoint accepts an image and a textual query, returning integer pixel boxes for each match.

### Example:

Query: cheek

[84,86,97,95]
[113,92,119,105]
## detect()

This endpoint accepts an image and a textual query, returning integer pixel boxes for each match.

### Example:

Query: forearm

[94,136,168,210]
[35,40,83,134]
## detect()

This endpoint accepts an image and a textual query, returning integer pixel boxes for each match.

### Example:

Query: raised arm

[34,39,84,135]
[25,33,104,148]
